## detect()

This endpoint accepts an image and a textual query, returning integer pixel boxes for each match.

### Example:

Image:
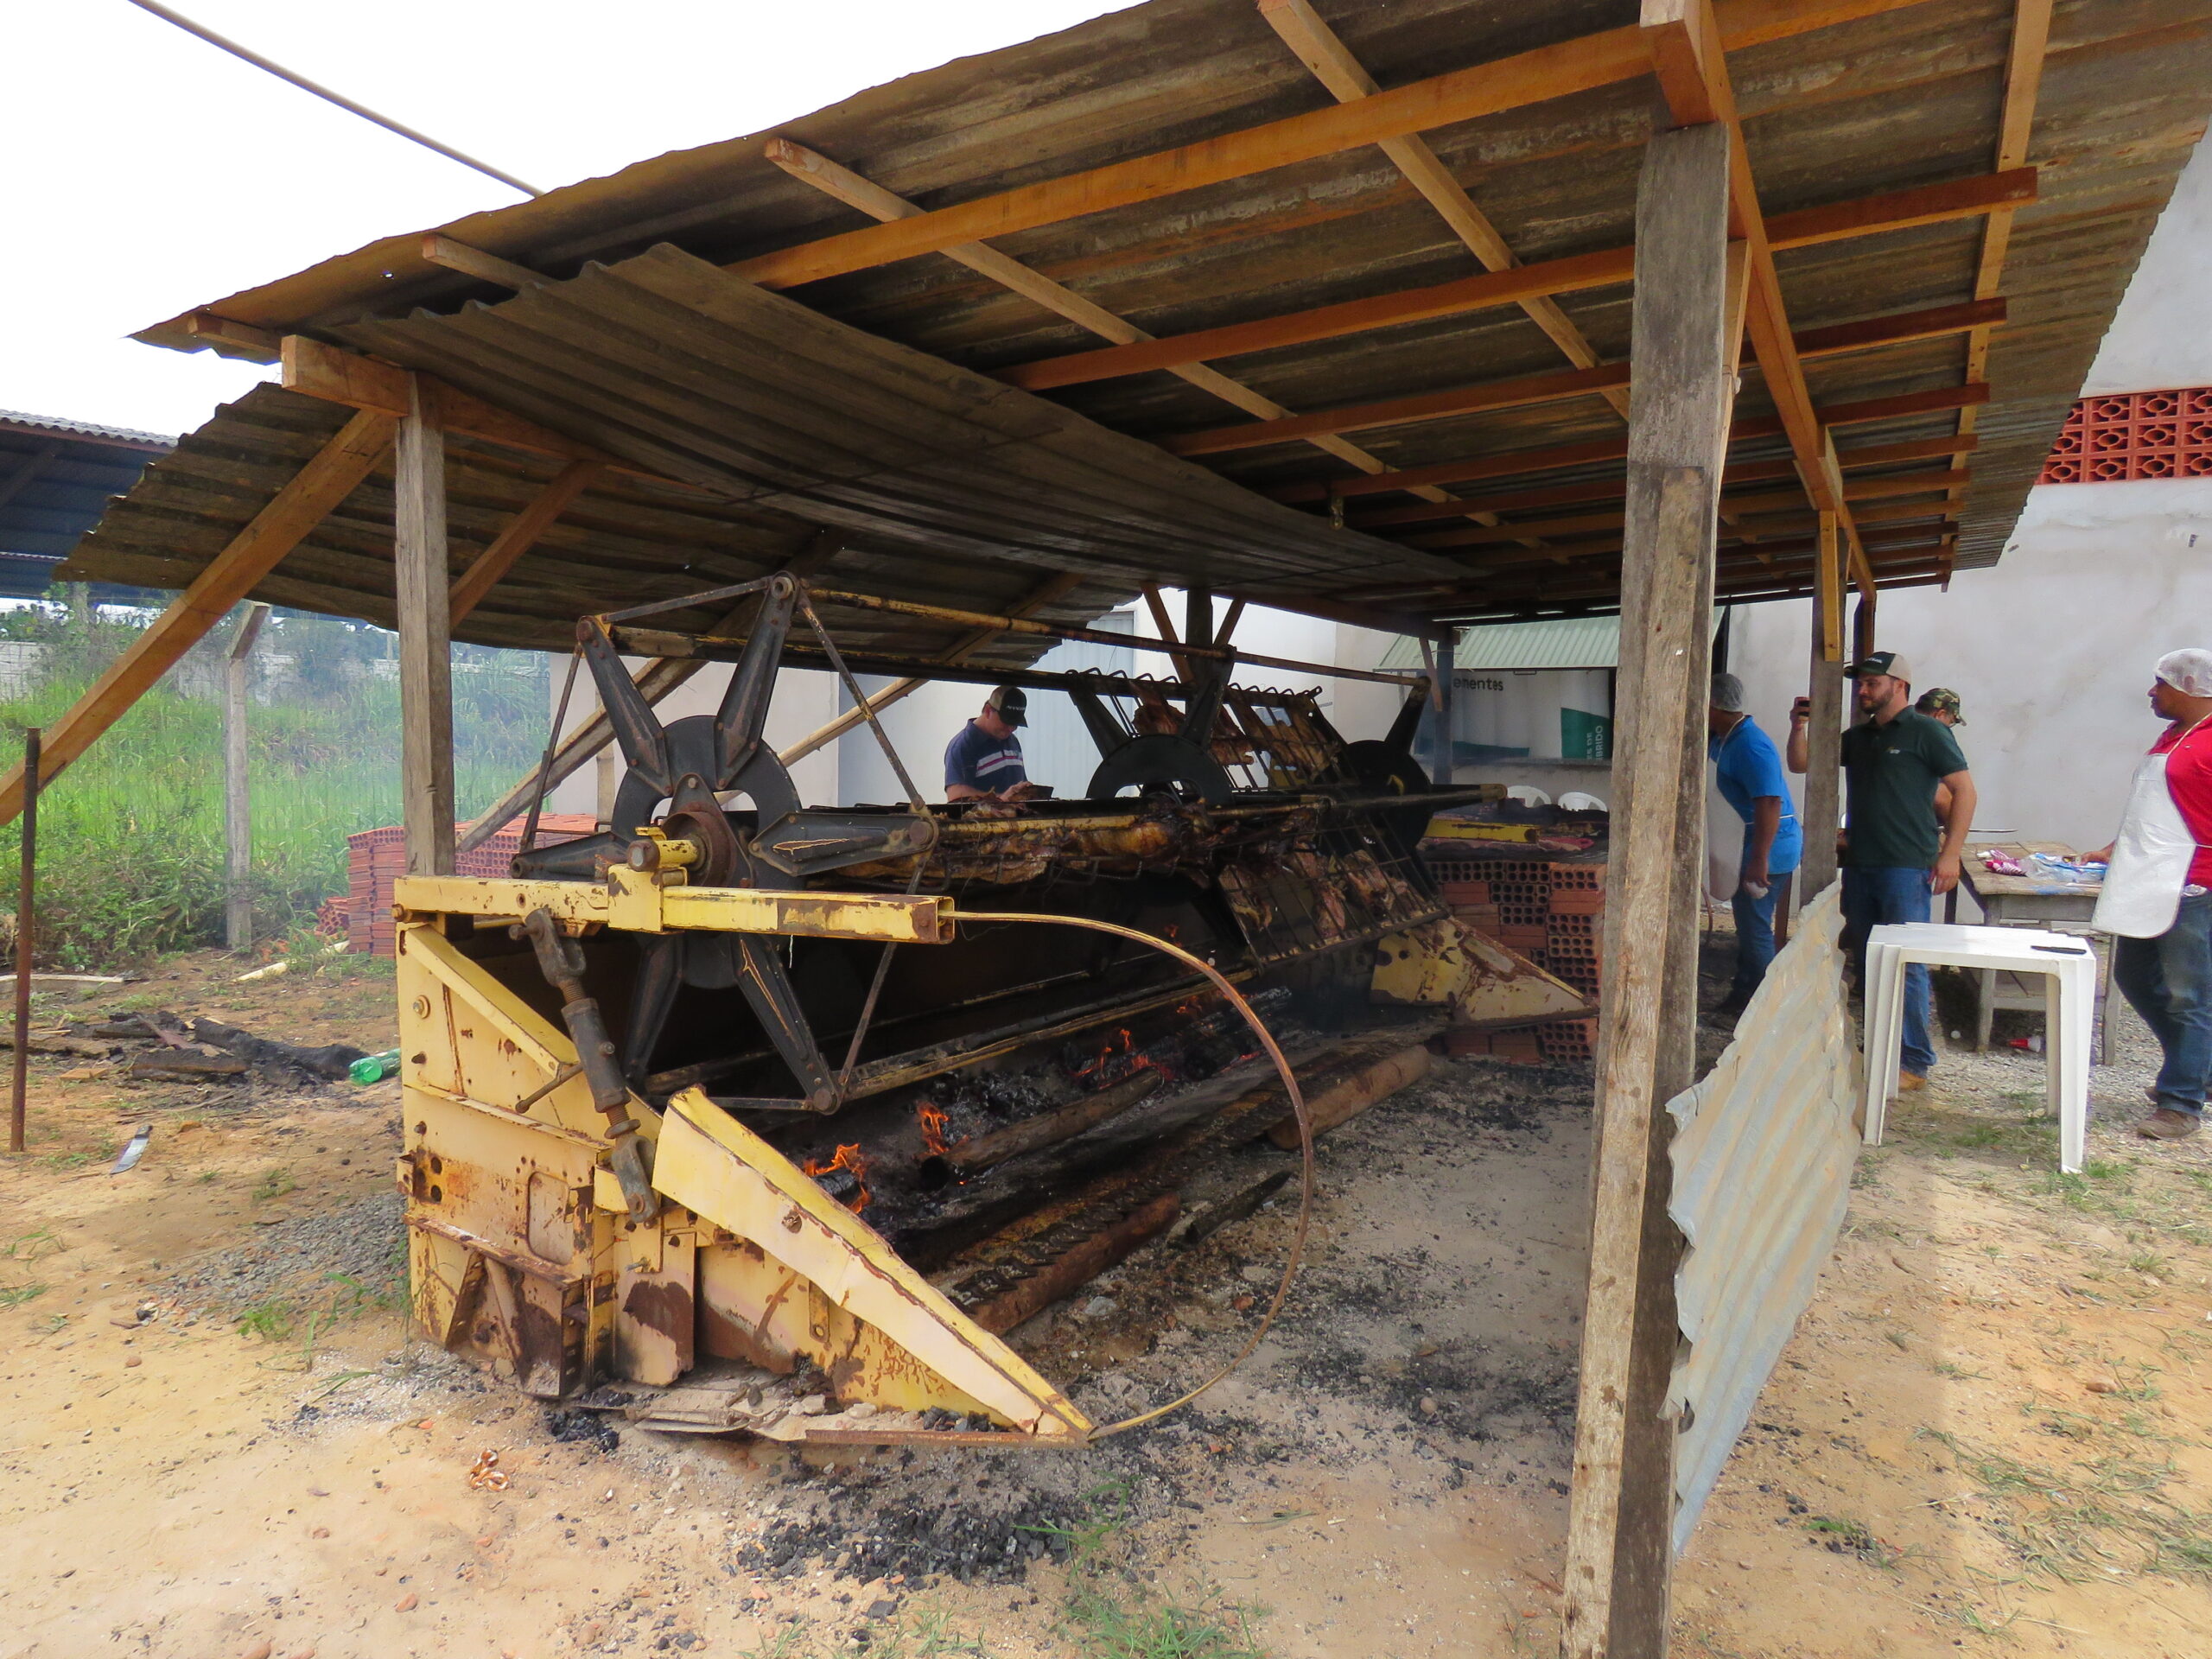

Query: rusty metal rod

[694,588,1421,687]
[9,728,35,1154]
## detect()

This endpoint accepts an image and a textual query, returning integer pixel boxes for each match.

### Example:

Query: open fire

[803,1142,871,1210]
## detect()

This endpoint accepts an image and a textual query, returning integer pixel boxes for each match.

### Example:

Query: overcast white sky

[2,0,1134,438]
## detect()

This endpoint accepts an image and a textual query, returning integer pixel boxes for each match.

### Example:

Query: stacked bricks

[1427,851,1606,1063]
[346,815,596,957]
[2038,389,2212,484]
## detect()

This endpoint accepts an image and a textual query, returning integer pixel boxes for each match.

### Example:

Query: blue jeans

[1731,880,1781,997]
[2113,891,2212,1119]
[1842,866,1936,1077]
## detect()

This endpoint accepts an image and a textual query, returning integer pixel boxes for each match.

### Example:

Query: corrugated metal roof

[1380,616,1625,671]
[84,0,2212,623]
[0,410,175,450]
[1666,884,1864,1557]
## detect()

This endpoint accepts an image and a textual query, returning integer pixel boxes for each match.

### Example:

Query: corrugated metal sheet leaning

[1665,884,1863,1558]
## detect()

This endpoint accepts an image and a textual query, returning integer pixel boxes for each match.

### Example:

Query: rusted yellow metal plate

[651,1089,1090,1440]
[394,868,952,942]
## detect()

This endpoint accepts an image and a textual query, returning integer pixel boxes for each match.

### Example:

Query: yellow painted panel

[652,1090,1088,1438]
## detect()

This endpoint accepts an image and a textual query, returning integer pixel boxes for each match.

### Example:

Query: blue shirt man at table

[944,685,1041,802]
[1707,673,1803,1016]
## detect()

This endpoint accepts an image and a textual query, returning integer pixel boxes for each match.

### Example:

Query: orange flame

[917,1102,951,1157]
[802,1142,871,1210]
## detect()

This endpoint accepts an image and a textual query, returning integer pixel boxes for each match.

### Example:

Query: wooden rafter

[998,172,2030,393]
[760,138,1474,512]
[1642,0,1878,595]
[448,459,607,624]
[1257,0,1632,420]
[1268,383,1990,504]
[1952,0,2055,570]
[728,0,1942,291]
[1161,296,2004,458]
[1344,436,1977,530]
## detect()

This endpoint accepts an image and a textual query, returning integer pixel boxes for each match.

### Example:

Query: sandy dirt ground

[0,942,2207,1658]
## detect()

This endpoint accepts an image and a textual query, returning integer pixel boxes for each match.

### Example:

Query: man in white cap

[2091,650,2212,1141]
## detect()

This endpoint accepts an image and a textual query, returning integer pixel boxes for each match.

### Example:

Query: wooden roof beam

[1955,3,2056,468]
[729,0,1942,290]
[1257,0,1631,422]
[1163,296,2000,459]
[758,138,1471,512]
[996,170,2031,394]
[1643,0,1875,594]
[1345,435,1977,529]
[280,336,703,492]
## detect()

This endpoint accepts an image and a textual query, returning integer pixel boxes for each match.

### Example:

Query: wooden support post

[223,603,271,953]
[1800,594,1846,901]
[0,410,395,825]
[395,377,456,877]
[1564,120,1734,1659]
[1431,628,1457,785]
[1852,589,1877,664]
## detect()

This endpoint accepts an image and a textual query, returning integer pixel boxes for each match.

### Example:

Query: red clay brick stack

[1423,852,1606,1064]
[346,815,596,957]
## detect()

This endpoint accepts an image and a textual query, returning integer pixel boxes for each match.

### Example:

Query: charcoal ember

[544,1408,620,1452]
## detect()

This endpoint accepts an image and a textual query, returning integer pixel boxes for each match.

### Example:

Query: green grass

[236,1300,296,1342]
[0,608,549,967]
[1916,1427,2212,1580]
[0,1281,48,1309]
[251,1166,296,1204]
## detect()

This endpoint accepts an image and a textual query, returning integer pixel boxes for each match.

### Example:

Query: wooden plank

[182,310,282,358]
[1955,3,2056,474]
[223,602,271,953]
[448,460,606,624]
[1346,437,1976,529]
[1258,0,1631,420]
[760,139,1463,504]
[280,336,686,487]
[395,375,457,878]
[1800,544,1847,897]
[422,233,545,291]
[997,171,2031,393]
[0,409,397,824]
[1268,384,1990,504]
[1563,119,1733,1659]
[1168,296,1998,459]
[728,0,1938,290]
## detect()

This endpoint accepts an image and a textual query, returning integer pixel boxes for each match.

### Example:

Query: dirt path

[1,949,2207,1657]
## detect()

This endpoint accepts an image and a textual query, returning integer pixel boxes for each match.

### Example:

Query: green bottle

[349,1049,402,1085]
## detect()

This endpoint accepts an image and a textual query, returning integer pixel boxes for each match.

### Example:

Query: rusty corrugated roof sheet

[61,0,2212,625]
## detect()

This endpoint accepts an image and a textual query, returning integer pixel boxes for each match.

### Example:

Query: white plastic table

[1862,922,2095,1173]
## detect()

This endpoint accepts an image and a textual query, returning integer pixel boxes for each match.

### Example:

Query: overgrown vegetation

[0,603,549,966]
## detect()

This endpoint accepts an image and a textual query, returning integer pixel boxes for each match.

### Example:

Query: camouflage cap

[1915,687,1964,724]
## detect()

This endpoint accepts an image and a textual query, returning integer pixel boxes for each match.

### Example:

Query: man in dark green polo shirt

[1789,650,1976,1090]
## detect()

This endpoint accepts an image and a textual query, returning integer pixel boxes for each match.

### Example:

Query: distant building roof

[1381,618,1626,673]
[2,412,176,600]
[0,410,175,450]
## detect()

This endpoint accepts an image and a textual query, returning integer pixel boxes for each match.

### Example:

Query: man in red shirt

[2098,650,2212,1141]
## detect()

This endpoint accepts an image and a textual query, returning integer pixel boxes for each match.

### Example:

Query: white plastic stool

[1862,922,2095,1173]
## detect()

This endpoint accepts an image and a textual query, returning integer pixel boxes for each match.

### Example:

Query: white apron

[2093,725,2208,938]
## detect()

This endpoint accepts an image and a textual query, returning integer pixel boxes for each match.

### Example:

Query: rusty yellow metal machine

[394,575,1484,1446]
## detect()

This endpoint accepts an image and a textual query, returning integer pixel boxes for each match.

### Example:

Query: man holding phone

[1789,651,1976,1090]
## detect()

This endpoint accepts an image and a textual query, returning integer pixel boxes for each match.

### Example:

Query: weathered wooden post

[223,602,271,951]
[1799,514,1846,899]
[1564,116,1734,1659]
[395,375,456,876]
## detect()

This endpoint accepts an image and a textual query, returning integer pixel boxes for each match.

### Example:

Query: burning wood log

[918,1070,1162,1189]
[960,1191,1181,1334]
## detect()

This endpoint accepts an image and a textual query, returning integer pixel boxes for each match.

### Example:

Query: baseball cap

[1846,650,1914,683]
[984,684,1028,728]
[1916,687,1964,724]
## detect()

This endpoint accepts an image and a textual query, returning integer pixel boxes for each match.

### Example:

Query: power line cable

[124,0,543,197]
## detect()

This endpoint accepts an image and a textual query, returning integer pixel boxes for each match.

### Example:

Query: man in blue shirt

[1708,672,1803,1014]
[944,685,1038,801]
